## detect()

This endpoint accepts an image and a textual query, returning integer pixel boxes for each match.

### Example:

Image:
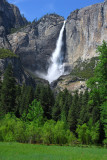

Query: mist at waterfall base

[37,21,66,84]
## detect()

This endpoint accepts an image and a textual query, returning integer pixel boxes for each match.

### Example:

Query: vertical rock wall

[65,1,107,69]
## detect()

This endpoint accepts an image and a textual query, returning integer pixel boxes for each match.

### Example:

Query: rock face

[0,57,34,85]
[65,1,107,69]
[51,74,87,94]
[0,0,49,86]
[0,0,28,34]
[0,57,49,86]
[8,14,64,73]
[0,26,11,49]
[0,0,28,49]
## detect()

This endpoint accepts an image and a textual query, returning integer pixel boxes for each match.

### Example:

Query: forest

[0,41,107,146]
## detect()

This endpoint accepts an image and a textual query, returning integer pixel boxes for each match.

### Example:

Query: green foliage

[71,57,98,79]
[27,99,44,125]
[76,120,99,144]
[67,90,79,132]
[14,119,26,143]
[17,84,34,117]
[87,41,107,143]
[0,114,16,142]
[0,41,106,146]
[0,114,76,145]
[10,25,28,34]
[78,89,89,125]
[87,41,107,102]
[42,120,76,145]
[26,121,42,143]
[35,84,54,119]
[0,48,18,59]
[0,64,16,115]
[52,89,72,122]
[42,120,56,145]
[54,121,68,145]
[100,101,107,145]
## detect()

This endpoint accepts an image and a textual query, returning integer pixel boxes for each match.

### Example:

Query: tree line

[0,41,107,146]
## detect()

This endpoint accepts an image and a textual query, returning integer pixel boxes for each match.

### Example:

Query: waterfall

[45,21,66,83]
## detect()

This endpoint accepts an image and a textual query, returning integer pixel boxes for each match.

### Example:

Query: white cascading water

[44,21,66,83]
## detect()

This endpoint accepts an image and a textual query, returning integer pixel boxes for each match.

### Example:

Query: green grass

[0,142,107,160]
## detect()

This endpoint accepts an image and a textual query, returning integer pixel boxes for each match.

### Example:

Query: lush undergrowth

[0,142,107,160]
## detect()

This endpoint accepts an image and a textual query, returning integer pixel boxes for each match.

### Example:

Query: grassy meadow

[0,142,107,160]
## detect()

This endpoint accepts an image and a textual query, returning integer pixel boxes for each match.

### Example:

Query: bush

[14,119,26,143]
[0,114,16,142]
[26,122,42,144]
[0,48,18,59]
[103,139,107,147]
[53,121,68,145]
[76,120,99,145]
[0,114,76,145]
[0,114,26,143]
[66,130,77,145]
[42,120,56,145]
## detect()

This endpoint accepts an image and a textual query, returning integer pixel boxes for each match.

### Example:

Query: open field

[0,142,107,160]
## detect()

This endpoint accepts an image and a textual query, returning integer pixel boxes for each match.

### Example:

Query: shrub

[54,121,67,145]
[76,120,99,144]
[0,48,18,59]
[26,122,42,144]
[0,114,16,142]
[66,130,77,145]
[42,120,56,145]
[14,119,26,143]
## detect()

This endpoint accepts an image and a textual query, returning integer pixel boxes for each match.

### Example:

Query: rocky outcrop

[0,57,34,85]
[8,14,64,73]
[51,74,87,94]
[65,1,107,69]
[0,0,28,34]
[0,26,11,49]
[0,56,49,86]
[0,0,28,49]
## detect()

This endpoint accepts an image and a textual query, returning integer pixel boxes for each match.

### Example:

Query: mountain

[0,0,107,90]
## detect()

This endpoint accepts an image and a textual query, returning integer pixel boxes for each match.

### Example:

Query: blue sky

[8,0,104,22]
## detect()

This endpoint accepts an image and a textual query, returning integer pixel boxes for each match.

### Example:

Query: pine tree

[78,89,89,125]
[35,84,54,119]
[67,90,79,133]
[0,64,16,114]
[87,41,107,143]
[18,84,34,117]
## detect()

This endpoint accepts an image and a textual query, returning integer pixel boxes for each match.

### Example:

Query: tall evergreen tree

[18,84,34,117]
[67,90,79,133]
[0,64,16,114]
[78,89,89,125]
[87,41,107,143]
[35,84,54,119]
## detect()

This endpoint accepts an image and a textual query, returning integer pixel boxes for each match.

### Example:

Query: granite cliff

[0,0,28,34]
[65,1,107,69]
[8,14,64,73]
